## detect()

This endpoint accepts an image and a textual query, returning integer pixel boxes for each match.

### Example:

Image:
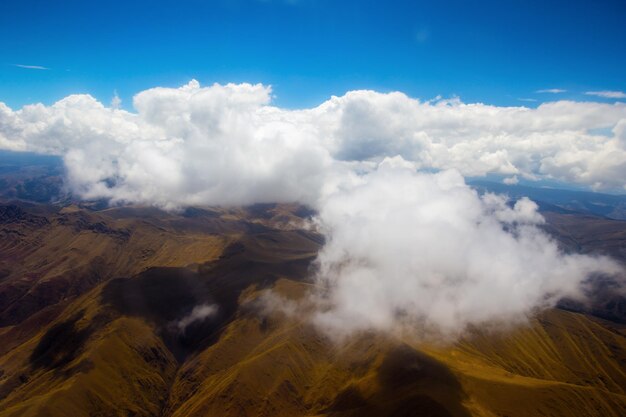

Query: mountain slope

[0,202,625,416]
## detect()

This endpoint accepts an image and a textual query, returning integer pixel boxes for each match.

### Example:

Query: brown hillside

[0,203,625,416]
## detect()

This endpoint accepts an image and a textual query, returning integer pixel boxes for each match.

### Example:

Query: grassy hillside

[0,203,625,416]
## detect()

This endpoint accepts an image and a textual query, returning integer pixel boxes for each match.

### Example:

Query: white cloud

[13,64,49,70]
[312,161,622,338]
[320,92,626,190]
[176,303,218,334]
[536,88,567,94]
[0,81,335,209]
[1,81,626,206]
[1,80,625,338]
[585,90,626,99]
[503,175,519,185]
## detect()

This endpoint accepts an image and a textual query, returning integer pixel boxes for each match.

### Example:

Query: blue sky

[1,0,625,109]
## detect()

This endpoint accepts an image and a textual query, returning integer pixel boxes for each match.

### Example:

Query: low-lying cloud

[1,80,625,337]
[176,303,219,334]
[312,159,622,338]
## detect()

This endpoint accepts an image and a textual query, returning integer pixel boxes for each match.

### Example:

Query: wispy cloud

[111,90,122,110]
[536,88,566,94]
[585,90,626,99]
[13,64,50,70]
[518,98,538,102]
[176,304,218,334]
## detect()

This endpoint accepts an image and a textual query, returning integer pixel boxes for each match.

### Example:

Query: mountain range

[0,155,625,416]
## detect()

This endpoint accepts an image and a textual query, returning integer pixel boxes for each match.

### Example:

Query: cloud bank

[0,81,333,208]
[1,80,624,337]
[1,80,626,209]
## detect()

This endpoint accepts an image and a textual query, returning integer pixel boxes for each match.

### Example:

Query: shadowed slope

[102,229,320,360]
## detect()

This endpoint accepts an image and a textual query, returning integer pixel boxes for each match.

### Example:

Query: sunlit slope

[424,309,626,417]
[0,224,324,417]
[3,283,624,417]
[0,203,232,327]
[164,279,472,417]
[161,279,626,417]
[0,291,178,417]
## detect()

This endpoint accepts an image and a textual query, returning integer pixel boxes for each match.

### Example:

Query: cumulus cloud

[318,91,626,190]
[1,80,626,204]
[585,90,626,99]
[312,160,622,338]
[0,81,334,208]
[1,80,625,338]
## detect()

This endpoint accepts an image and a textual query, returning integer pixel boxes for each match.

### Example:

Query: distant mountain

[0,151,65,204]
[2,149,626,220]
[470,180,626,220]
